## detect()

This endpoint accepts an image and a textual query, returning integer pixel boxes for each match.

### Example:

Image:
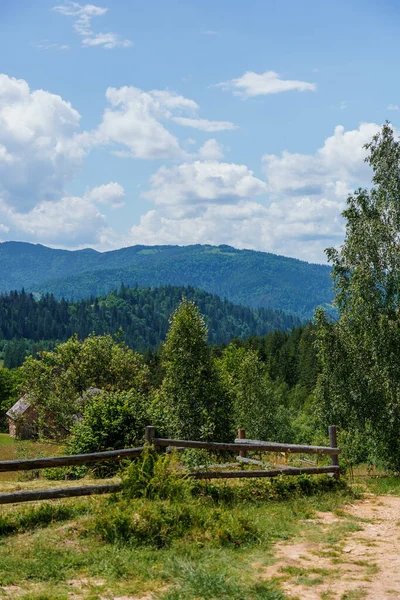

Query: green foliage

[156,299,233,441]
[217,345,293,442]
[68,389,150,456]
[0,367,23,431]
[20,333,149,435]
[0,285,301,366]
[316,123,400,471]
[0,502,89,537]
[121,447,194,501]
[91,498,260,549]
[0,242,333,319]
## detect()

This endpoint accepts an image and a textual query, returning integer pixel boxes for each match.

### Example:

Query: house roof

[6,395,32,420]
[77,387,102,404]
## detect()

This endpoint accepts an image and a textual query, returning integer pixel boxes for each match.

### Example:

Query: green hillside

[0,285,301,366]
[0,242,333,318]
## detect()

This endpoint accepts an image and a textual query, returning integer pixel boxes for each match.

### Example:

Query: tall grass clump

[89,449,260,549]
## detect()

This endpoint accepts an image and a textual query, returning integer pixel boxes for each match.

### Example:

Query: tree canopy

[316,123,400,470]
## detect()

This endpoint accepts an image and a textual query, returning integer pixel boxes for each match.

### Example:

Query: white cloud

[172,116,237,131]
[0,74,85,212]
[142,160,267,217]
[92,86,195,160]
[0,224,9,233]
[32,40,70,51]
[81,32,132,49]
[53,2,132,49]
[1,182,124,247]
[130,123,382,263]
[198,139,224,160]
[388,104,399,111]
[85,181,125,208]
[262,123,378,197]
[90,85,234,160]
[217,70,316,97]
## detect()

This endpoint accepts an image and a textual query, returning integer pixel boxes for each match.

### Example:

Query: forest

[0,285,300,368]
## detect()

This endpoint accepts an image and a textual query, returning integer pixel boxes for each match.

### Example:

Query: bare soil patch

[262,495,400,599]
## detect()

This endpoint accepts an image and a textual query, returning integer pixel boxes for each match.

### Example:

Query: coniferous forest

[0,285,300,368]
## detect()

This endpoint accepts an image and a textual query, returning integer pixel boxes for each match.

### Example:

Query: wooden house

[6,395,39,439]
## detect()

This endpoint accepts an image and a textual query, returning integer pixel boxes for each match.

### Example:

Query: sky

[0,0,399,263]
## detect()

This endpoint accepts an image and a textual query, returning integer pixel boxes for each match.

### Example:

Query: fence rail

[0,447,144,473]
[153,437,340,455]
[0,425,341,505]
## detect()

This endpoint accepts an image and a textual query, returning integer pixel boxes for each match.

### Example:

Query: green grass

[0,475,359,600]
[5,453,398,599]
[0,433,13,445]
[0,438,63,483]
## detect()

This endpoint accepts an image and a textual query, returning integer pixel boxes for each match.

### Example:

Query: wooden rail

[0,447,144,473]
[0,425,341,505]
[153,438,340,455]
[192,465,340,479]
[0,483,122,505]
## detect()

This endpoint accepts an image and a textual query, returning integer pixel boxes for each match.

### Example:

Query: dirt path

[262,495,400,600]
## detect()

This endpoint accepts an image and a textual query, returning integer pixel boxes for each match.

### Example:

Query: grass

[1,451,399,599]
[0,472,359,600]
[0,433,13,445]
[0,437,63,483]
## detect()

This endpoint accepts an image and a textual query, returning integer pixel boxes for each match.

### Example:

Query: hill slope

[0,242,333,318]
[0,285,301,359]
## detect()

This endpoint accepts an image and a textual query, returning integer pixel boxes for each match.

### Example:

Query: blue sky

[0,0,398,262]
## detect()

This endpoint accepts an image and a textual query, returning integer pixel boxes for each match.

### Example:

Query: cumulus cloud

[130,123,382,263]
[262,122,379,196]
[1,182,124,247]
[217,70,316,97]
[91,86,196,160]
[142,160,267,217]
[89,85,234,160]
[0,74,85,212]
[172,116,237,131]
[198,139,224,160]
[53,1,132,49]
[85,181,125,208]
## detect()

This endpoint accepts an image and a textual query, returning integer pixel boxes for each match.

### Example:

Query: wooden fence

[0,425,340,505]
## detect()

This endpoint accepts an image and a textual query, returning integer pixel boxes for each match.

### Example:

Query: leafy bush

[67,388,151,476]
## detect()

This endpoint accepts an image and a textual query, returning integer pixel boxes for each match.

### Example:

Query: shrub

[121,447,194,501]
[91,498,259,549]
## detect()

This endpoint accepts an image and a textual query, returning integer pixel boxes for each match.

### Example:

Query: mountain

[0,286,301,367]
[0,242,333,318]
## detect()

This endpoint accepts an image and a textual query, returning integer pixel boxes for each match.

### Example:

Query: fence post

[328,425,340,479]
[145,425,156,446]
[238,428,246,458]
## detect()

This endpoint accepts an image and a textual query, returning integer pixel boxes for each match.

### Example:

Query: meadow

[1,438,399,600]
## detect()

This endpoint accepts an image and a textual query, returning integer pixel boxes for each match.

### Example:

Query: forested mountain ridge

[0,285,301,367]
[0,242,333,318]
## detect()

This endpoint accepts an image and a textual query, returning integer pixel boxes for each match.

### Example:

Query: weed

[0,501,89,537]
[121,447,194,501]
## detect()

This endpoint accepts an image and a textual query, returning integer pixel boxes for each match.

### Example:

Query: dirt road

[262,495,400,599]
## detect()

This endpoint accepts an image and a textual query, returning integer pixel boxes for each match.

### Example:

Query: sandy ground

[262,495,400,599]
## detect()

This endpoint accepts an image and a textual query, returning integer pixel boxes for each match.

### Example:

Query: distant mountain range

[0,242,333,319]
